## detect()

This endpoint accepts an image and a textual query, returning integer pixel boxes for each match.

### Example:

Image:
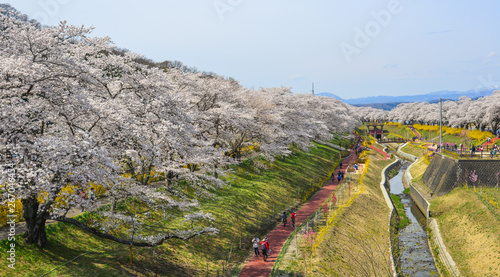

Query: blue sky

[4,0,500,99]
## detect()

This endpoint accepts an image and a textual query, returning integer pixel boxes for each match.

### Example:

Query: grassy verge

[366,145,386,160]
[430,188,500,276]
[0,139,352,276]
[409,157,428,184]
[383,124,413,139]
[401,143,429,158]
[390,194,409,228]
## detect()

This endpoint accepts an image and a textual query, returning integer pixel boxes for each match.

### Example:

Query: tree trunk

[112,198,118,213]
[166,170,174,189]
[22,197,48,247]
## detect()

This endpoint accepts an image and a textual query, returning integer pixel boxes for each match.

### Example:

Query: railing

[377,138,407,143]
[440,148,500,159]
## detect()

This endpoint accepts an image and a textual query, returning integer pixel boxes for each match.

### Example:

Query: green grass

[430,187,500,276]
[390,194,409,228]
[0,138,354,276]
[410,157,429,184]
[383,125,410,138]
[414,129,438,140]
[401,143,429,158]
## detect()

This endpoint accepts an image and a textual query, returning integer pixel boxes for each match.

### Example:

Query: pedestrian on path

[88,187,96,205]
[260,238,269,261]
[291,210,296,228]
[79,189,86,212]
[252,235,260,257]
[339,161,342,169]
[282,211,287,227]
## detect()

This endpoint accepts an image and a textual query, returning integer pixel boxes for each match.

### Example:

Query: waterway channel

[389,164,438,276]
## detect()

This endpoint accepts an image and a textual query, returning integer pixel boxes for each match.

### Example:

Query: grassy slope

[307,158,394,276]
[401,143,428,158]
[0,142,348,276]
[409,157,427,183]
[408,152,500,276]
[430,188,500,276]
[383,125,413,139]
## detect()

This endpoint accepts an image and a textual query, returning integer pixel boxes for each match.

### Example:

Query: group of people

[251,210,297,262]
[333,170,345,182]
[281,210,296,228]
[252,235,271,261]
[77,187,96,212]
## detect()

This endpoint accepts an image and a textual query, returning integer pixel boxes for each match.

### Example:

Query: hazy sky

[4,0,500,99]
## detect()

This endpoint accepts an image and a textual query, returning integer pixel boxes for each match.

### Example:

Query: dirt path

[238,146,360,277]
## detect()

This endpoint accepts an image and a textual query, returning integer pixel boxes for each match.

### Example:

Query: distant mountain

[352,102,403,111]
[316,92,344,100]
[317,88,497,107]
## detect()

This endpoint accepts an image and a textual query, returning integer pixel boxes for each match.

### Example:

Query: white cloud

[486,51,496,58]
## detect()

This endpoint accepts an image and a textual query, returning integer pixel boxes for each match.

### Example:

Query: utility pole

[312,82,314,96]
[440,98,443,153]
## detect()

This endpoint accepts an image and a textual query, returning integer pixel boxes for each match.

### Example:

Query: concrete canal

[389,165,437,276]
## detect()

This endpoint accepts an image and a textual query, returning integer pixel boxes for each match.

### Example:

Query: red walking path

[238,146,360,277]
[368,145,389,160]
[411,128,421,139]
[483,137,499,147]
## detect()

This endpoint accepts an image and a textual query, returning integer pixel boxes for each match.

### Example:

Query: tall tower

[312,82,315,96]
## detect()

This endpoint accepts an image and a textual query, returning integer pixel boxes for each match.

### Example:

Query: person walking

[265,237,271,255]
[252,235,260,257]
[291,210,296,228]
[260,238,269,261]
[79,189,86,212]
[282,211,287,227]
[88,187,96,205]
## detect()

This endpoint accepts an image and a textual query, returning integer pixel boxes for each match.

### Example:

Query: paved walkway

[238,146,360,277]
[483,137,499,147]
[369,145,389,160]
[411,128,421,139]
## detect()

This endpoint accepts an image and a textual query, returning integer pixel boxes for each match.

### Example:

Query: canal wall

[409,184,430,219]
[396,142,418,162]
[399,152,461,276]
[422,153,500,196]
[380,159,401,277]
[428,218,461,276]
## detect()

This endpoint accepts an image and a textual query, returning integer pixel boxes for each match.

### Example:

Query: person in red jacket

[260,238,270,261]
[291,210,297,228]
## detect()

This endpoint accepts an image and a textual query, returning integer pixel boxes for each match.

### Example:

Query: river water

[389,166,438,276]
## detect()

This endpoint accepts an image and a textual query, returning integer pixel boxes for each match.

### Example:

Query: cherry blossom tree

[0,12,218,247]
[0,8,362,249]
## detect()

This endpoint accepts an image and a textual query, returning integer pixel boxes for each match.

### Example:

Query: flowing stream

[389,165,437,276]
